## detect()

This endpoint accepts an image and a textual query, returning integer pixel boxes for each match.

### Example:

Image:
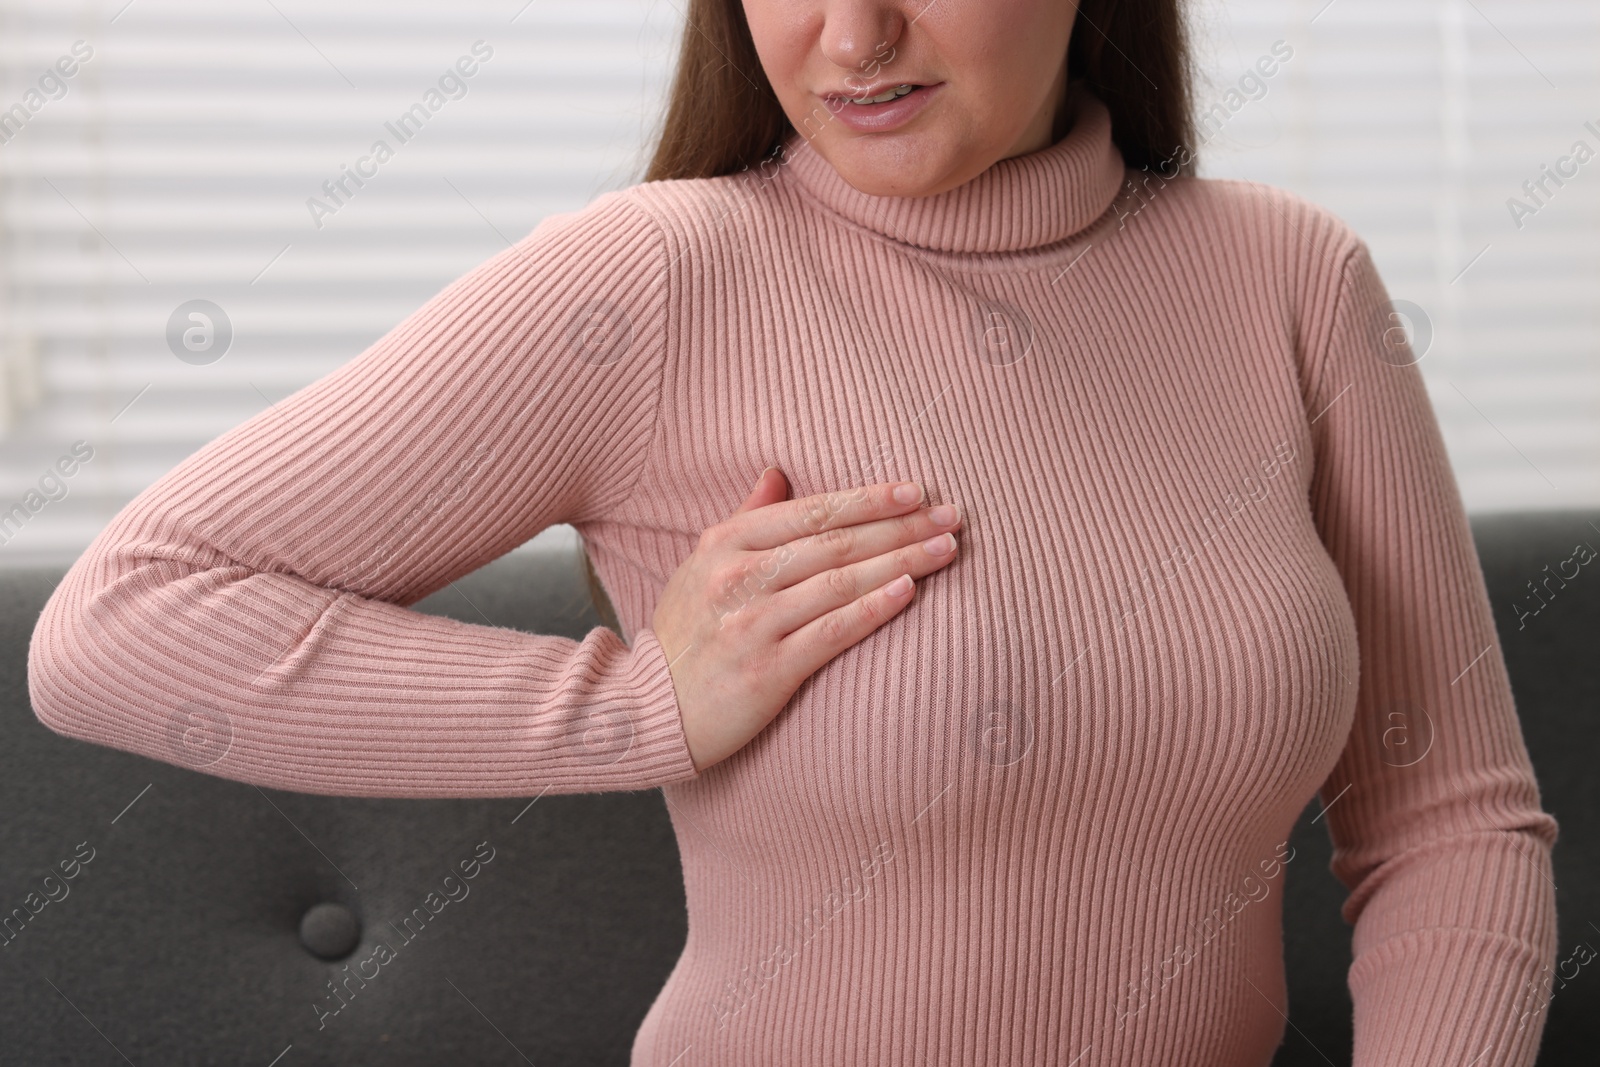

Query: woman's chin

[816,132,980,199]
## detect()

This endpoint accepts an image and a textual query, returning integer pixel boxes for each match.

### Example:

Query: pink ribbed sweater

[28,86,1559,1066]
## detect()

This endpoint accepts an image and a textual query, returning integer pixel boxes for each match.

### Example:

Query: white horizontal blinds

[1,2,1595,572]
[1189,0,1599,512]
[0,0,680,567]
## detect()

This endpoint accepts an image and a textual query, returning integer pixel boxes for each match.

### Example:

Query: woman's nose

[816,0,908,78]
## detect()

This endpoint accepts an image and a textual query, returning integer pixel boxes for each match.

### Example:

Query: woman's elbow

[26,557,150,749]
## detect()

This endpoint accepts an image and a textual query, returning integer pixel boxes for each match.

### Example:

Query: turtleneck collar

[779,81,1129,254]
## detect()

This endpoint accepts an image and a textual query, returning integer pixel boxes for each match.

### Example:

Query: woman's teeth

[850,84,916,105]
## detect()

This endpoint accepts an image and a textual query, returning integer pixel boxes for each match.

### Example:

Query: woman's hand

[651,467,963,773]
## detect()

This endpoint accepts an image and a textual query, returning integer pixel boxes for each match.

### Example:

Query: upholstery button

[299,902,360,960]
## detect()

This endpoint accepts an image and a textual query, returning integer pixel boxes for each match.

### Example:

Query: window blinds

[1188,0,1598,512]
[0,0,1594,569]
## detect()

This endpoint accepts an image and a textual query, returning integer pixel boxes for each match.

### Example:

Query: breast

[632,316,1356,892]
[592,235,1367,1064]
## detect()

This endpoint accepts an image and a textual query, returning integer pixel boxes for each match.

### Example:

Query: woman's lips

[822,82,943,133]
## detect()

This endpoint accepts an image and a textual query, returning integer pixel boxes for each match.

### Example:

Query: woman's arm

[1303,235,1560,1066]
[27,190,702,798]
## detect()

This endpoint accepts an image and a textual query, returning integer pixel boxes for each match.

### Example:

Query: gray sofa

[3,510,1596,1065]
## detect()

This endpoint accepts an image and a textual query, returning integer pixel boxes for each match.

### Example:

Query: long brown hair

[581,0,1195,629]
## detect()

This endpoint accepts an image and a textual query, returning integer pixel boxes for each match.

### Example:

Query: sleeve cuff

[1348,926,1556,1066]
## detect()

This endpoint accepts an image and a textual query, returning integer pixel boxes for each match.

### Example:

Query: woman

[28,0,1559,1064]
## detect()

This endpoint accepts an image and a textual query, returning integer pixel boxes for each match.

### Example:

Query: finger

[764,525,958,635]
[732,466,789,517]
[776,572,918,681]
[729,479,927,553]
[756,504,962,598]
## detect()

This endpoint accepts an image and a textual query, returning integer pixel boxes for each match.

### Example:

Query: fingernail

[893,482,922,505]
[929,504,958,526]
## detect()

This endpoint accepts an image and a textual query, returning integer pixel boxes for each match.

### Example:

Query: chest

[613,259,1360,853]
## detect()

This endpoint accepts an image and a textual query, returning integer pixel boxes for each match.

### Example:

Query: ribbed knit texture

[28,84,1559,1066]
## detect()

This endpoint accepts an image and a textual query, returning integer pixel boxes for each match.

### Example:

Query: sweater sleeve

[1303,236,1560,1065]
[26,190,702,798]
